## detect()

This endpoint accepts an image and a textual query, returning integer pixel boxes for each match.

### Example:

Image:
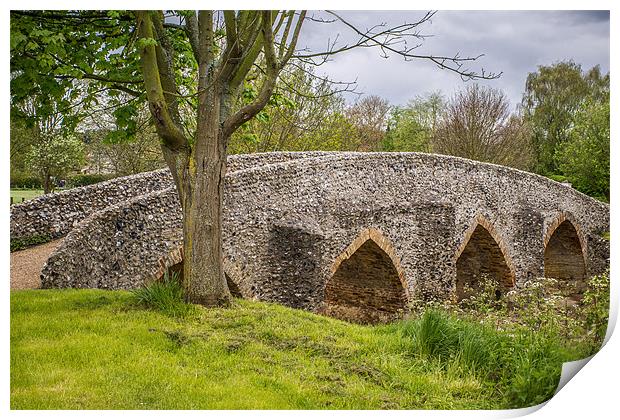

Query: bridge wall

[40,152,610,313]
[10,152,330,243]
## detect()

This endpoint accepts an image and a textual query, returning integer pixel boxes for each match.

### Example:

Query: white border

[2,2,616,419]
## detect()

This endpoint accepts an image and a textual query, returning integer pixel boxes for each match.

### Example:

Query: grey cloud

[297,11,610,109]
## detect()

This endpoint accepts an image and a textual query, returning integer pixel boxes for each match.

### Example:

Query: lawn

[10,289,591,410]
[10,189,44,204]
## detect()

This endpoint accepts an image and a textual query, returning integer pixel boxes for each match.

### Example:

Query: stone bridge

[10,152,609,322]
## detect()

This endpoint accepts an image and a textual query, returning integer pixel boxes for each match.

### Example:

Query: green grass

[10,289,585,410]
[10,189,44,203]
[131,272,194,318]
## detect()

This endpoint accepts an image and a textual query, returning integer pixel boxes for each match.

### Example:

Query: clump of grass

[131,271,195,318]
[392,309,577,408]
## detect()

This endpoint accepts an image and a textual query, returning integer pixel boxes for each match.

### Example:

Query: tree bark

[179,91,232,306]
[42,171,52,194]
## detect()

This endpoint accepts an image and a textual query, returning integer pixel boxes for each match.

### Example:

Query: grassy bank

[10,189,44,204]
[10,289,592,410]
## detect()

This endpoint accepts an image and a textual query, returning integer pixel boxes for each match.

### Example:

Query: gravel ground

[10,239,63,290]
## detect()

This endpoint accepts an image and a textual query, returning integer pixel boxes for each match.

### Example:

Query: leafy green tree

[228,62,350,153]
[382,92,446,152]
[522,61,609,175]
[26,133,85,193]
[11,10,498,306]
[10,120,38,180]
[556,96,610,201]
[383,107,428,152]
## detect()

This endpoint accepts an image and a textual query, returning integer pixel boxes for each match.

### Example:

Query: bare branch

[294,11,501,81]
[279,11,306,67]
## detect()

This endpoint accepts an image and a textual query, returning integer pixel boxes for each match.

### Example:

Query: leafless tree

[345,95,391,151]
[432,84,533,170]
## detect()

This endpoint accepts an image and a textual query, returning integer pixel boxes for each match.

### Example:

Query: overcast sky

[295,10,610,109]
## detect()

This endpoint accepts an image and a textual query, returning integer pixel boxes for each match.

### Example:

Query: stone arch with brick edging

[453,213,517,296]
[323,228,409,323]
[542,211,588,297]
[328,228,409,297]
[543,211,588,264]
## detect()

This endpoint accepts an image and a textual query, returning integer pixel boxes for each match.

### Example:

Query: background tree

[10,86,85,191]
[10,120,38,181]
[26,133,85,193]
[345,95,390,151]
[521,61,609,176]
[382,92,446,152]
[83,103,166,176]
[433,84,533,170]
[556,95,610,201]
[11,10,498,306]
[229,62,352,153]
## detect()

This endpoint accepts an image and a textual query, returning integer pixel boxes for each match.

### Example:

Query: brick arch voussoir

[454,213,517,287]
[329,228,410,298]
[543,211,588,263]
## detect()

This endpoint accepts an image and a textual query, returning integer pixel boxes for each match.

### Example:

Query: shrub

[581,270,610,350]
[10,175,42,189]
[10,234,52,252]
[131,271,195,318]
[458,274,507,314]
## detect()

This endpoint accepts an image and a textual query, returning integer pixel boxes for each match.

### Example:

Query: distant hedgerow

[10,234,52,252]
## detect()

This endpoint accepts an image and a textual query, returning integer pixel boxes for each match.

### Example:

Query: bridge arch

[454,214,516,301]
[543,212,587,297]
[324,228,408,323]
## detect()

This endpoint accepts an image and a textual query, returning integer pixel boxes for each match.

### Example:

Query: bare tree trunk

[42,170,52,194]
[178,94,232,306]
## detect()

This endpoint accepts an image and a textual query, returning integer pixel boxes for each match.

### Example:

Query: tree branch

[278,11,295,60]
[279,11,306,68]
[152,11,183,125]
[220,11,264,89]
[135,11,187,151]
[295,10,501,81]
[184,12,201,64]
[222,11,279,138]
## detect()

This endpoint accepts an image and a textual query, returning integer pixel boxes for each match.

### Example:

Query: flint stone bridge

[10,152,610,322]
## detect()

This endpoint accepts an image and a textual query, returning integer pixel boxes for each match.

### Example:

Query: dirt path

[10,239,63,290]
